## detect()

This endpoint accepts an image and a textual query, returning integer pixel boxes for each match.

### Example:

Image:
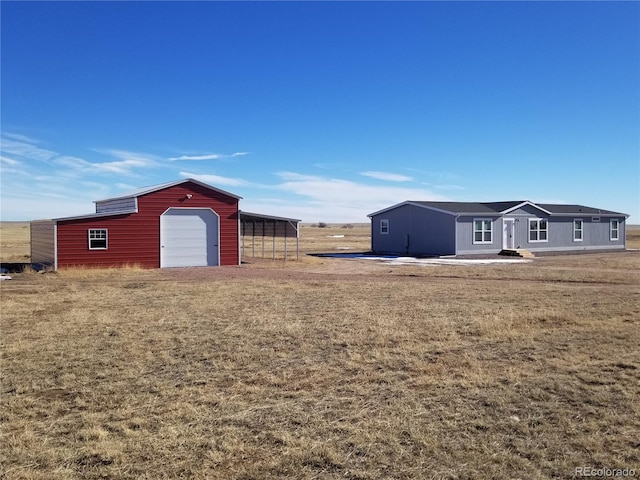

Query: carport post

[262,220,266,258]
[272,220,276,260]
[284,223,288,262]
[241,222,245,259]
[251,221,255,257]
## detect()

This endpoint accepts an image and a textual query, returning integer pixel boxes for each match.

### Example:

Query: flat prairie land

[0,222,31,264]
[1,223,639,479]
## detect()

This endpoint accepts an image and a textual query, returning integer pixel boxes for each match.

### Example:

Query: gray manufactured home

[368,201,628,256]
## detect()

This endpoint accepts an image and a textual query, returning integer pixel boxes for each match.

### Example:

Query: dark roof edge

[240,211,302,223]
[52,210,137,222]
[368,200,629,217]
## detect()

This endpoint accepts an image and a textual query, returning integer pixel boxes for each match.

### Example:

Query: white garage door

[160,208,219,268]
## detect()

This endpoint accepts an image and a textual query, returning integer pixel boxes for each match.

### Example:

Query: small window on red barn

[88,229,108,250]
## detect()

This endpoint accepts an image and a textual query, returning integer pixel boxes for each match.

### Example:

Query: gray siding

[520,216,626,252]
[30,220,56,266]
[455,214,628,254]
[372,202,627,257]
[456,216,502,254]
[95,197,137,214]
[371,205,456,256]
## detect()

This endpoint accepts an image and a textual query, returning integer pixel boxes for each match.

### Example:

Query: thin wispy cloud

[405,168,460,182]
[180,171,249,187]
[2,132,40,143]
[360,170,413,182]
[0,155,20,166]
[0,134,57,162]
[55,154,157,176]
[268,171,449,222]
[425,183,465,191]
[169,152,248,161]
[0,135,171,219]
[0,155,25,176]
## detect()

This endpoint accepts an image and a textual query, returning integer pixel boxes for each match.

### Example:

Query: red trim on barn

[55,180,240,268]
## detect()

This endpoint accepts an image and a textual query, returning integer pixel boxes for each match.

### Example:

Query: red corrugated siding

[56,182,239,268]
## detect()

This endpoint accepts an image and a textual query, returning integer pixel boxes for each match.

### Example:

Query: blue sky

[1,1,638,223]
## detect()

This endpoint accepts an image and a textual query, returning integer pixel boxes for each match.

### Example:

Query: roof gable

[500,201,552,216]
[94,178,242,203]
[368,200,525,217]
[369,200,628,218]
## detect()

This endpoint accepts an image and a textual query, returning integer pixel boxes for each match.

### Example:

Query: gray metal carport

[239,211,301,261]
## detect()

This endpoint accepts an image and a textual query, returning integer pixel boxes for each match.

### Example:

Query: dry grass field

[0,222,31,264]
[1,222,639,479]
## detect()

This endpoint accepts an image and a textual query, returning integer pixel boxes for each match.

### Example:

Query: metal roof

[411,201,523,214]
[536,203,624,216]
[52,210,137,222]
[94,178,242,203]
[369,200,628,217]
[240,211,301,223]
[240,211,300,239]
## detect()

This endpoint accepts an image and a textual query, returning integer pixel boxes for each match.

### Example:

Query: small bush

[342,224,353,229]
[317,222,327,228]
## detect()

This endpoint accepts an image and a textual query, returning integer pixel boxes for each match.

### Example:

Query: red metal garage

[31,179,242,269]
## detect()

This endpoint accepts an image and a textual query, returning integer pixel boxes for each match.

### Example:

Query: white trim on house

[502,218,515,249]
[573,219,583,242]
[501,201,552,216]
[52,210,136,222]
[473,218,493,244]
[610,219,620,241]
[528,218,548,243]
[159,207,220,268]
[549,213,621,218]
[88,229,108,250]
[512,244,626,253]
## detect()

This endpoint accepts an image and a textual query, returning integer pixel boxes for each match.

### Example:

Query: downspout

[54,221,59,271]
[288,220,299,260]
[237,212,241,265]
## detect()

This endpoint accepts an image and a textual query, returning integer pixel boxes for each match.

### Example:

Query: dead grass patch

[2,251,639,479]
[1,222,639,478]
[0,222,30,263]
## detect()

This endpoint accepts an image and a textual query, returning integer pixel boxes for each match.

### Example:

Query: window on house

[380,219,389,235]
[473,219,492,244]
[610,219,619,241]
[88,229,108,249]
[573,219,583,241]
[529,218,548,242]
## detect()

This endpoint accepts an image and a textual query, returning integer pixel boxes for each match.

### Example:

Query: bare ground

[1,224,639,479]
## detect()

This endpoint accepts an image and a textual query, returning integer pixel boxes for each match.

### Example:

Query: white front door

[503,219,515,250]
[160,208,219,267]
